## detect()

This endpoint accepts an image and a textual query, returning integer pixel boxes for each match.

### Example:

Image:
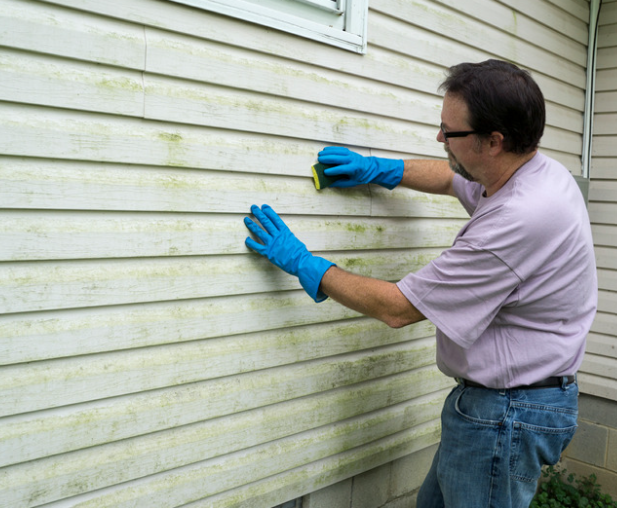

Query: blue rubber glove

[244,204,335,303]
[318,146,404,189]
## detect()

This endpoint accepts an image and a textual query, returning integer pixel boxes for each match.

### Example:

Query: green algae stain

[157,132,188,167]
[158,132,183,143]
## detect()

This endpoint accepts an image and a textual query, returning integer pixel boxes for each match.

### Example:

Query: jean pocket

[453,387,505,426]
[509,419,577,483]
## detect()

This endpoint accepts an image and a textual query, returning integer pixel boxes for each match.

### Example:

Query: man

[244,60,597,507]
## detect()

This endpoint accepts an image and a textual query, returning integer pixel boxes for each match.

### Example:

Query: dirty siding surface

[585,0,617,402]
[0,0,589,506]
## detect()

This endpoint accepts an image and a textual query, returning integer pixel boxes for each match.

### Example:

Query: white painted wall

[0,0,591,506]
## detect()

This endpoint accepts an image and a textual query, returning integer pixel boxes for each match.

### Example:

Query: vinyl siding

[0,0,590,506]
[585,0,617,402]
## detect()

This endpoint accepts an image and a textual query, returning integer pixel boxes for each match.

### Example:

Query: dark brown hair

[439,60,545,154]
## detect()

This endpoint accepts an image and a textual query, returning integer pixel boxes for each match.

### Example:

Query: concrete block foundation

[302,444,437,508]
[561,393,617,498]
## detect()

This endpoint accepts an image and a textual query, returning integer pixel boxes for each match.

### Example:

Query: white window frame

[170,0,369,54]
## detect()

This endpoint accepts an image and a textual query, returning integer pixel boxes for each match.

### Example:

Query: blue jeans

[417,381,578,508]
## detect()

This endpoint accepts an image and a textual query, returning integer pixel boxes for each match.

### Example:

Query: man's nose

[437,128,446,144]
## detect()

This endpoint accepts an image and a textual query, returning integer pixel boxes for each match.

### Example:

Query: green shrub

[531,466,617,508]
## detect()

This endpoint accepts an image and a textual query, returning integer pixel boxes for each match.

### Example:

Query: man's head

[439,60,545,155]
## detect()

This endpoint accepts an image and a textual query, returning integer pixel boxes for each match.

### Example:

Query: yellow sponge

[312,162,342,190]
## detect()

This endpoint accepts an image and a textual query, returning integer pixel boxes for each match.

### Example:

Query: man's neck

[484,150,537,197]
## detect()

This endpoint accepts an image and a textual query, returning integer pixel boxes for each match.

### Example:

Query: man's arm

[320,266,425,328]
[245,205,425,323]
[399,159,456,197]
[318,147,456,196]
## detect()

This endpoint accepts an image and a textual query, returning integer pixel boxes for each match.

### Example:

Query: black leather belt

[458,375,576,390]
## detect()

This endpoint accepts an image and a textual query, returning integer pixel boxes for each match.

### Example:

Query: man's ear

[488,131,505,154]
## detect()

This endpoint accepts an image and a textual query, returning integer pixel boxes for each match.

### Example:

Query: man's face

[445,145,476,182]
[438,93,482,182]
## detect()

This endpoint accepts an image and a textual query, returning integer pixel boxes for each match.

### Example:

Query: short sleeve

[396,242,521,349]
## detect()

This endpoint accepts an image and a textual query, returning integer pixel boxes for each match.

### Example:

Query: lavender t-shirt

[397,152,598,388]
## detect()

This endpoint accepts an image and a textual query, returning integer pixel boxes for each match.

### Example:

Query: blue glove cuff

[298,256,336,303]
[371,157,404,189]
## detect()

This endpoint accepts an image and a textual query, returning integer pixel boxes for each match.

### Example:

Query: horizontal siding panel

[0,49,145,117]
[435,0,587,64]
[0,352,445,467]
[598,22,617,47]
[39,411,443,508]
[580,354,617,381]
[368,7,587,119]
[593,113,617,135]
[591,224,617,247]
[600,0,617,26]
[0,158,370,216]
[0,211,253,261]
[541,126,584,156]
[0,375,450,506]
[0,211,465,261]
[595,91,617,113]
[145,28,443,127]
[508,0,588,35]
[142,75,441,154]
[0,16,585,162]
[0,0,145,69]
[1,324,437,417]
[593,136,617,157]
[577,372,617,402]
[591,157,617,179]
[589,180,617,202]
[545,103,585,134]
[597,289,617,315]
[38,0,586,113]
[34,0,588,120]
[39,0,446,96]
[597,45,617,70]
[187,421,441,508]
[368,8,587,118]
[372,0,586,90]
[0,107,336,178]
[596,68,617,92]
[594,247,617,270]
[587,332,617,358]
[590,312,617,336]
[370,186,466,219]
[538,149,583,175]
[0,298,435,366]
[368,9,488,72]
[596,268,617,291]
[0,248,444,314]
[0,157,466,218]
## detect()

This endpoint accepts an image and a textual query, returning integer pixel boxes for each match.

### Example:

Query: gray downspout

[577,0,603,204]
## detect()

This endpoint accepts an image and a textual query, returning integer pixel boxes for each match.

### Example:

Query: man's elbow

[382,310,425,329]
[384,316,410,329]
[380,289,425,328]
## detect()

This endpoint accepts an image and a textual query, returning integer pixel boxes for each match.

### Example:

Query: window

[170,0,368,53]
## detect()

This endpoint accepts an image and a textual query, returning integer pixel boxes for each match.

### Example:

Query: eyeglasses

[440,122,481,141]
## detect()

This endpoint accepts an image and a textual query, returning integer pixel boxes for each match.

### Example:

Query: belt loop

[560,376,569,390]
